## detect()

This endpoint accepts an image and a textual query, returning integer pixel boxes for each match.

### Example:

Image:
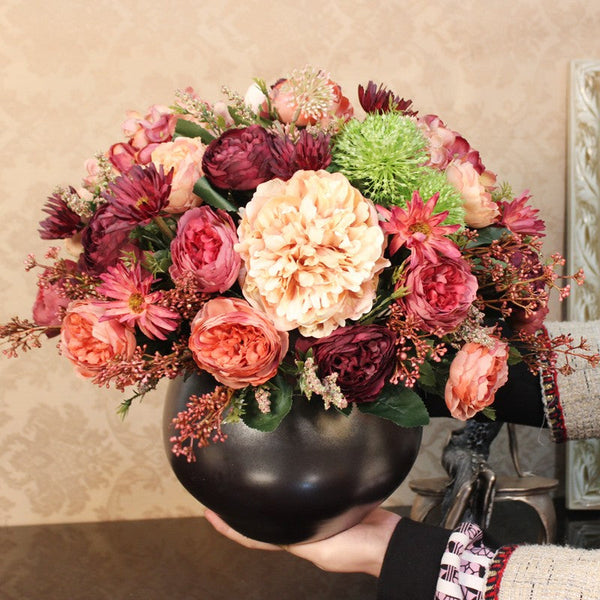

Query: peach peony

[60,300,136,378]
[446,160,499,228]
[188,297,288,389]
[236,170,389,338]
[151,137,206,213]
[444,340,509,420]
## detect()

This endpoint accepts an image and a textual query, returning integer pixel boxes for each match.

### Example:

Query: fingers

[203,509,282,552]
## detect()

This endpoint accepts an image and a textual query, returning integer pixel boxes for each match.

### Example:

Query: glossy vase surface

[163,373,422,544]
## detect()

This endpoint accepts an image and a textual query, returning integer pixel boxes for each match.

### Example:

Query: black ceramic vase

[163,372,423,544]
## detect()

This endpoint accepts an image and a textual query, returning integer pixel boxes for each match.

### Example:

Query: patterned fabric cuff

[435,522,495,600]
[484,545,518,600]
[539,353,567,443]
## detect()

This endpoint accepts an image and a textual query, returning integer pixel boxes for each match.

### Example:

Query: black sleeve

[421,360,546,428]
[377,518,451,600]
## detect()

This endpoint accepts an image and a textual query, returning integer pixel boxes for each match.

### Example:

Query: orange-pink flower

[188,297,289,389]
[444,340,509,420]
[446,160,499,228]
[60,300,137,378]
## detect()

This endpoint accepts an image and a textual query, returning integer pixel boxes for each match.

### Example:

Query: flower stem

[154,216,175,240]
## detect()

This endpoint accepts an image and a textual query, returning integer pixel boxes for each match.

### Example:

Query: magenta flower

[103,163,173,228]
[377,191,461,264]
[498,191,546,237]
[95,262,180,340]
[38,190,84,240]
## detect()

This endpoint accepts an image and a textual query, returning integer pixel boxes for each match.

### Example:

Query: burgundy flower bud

[296,324,397,403]
[358,81,417,116]
[38,189,84,240]
[269,130,332,180]
[202,125,273,190]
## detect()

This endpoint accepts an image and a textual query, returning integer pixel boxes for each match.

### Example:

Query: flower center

[409,222,431,236]
[136,195,150,208]
[128,293,145,313]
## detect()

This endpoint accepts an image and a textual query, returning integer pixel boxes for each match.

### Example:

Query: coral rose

[151,137,206,213]
[60,300,136,378]
[446,160,499,228]
[236,170,389,338]
[296,324,397,403]
[188,297,288,389]
[444,340,509,420]
[400,256,478,335]
[169,205,241,293]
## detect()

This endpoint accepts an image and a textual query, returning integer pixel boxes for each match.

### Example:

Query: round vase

[163,372,422,544]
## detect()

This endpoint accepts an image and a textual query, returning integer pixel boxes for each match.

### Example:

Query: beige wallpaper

[0,0,598,526]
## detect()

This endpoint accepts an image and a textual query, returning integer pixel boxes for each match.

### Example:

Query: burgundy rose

[400,256,477,335]
[202,125,273,190]
[269,130,332,180]
[169,205,241,293]
[78,204,137,275]
[296,324,397,403]
[508,305,549,335]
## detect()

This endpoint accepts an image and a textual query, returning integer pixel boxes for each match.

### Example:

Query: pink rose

[399,256,478,335]
[122,104,176,149]
[444,340,509,420]
[32,261,78,336]
[188,297,289,389]
[60,300,137,378]
[169,206,241,293]
[151,137,206,213]
[445,160,499,228]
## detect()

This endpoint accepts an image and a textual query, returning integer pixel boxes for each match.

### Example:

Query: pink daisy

[95,262,180,340]
[377,191,461,264]
[498,191,545,237]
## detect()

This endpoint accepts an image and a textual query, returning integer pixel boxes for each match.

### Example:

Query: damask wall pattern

[0,0,597,526]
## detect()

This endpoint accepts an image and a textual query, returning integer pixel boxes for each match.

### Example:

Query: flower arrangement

[2,67,598,462]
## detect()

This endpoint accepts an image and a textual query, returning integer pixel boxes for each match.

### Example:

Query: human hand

[204,507,400,577]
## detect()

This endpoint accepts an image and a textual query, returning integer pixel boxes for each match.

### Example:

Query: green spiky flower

[412,168,464,225]
[332,112,428,205]
[332,112,464,225]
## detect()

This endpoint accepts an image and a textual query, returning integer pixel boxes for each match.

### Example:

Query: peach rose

[151,137,206,213]
[60,300,136,378]
[236,170,389,338]
[188,297,289,389]
[444,340,509,420]
[446,160,499,228]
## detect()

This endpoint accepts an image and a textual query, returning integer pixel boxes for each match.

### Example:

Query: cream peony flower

[236,170,389,337]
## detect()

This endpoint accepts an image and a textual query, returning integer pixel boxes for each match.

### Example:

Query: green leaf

[359,384,429,427]
[174,118,215,144]
[193,177,238,212]
[242,376,293,432]
[507,345,523,366]
[481,406,497,421]
[465,226,510,248]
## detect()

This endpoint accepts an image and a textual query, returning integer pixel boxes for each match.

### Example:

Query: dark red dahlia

[38,190,84,240]
[358,81,417,116]
[202,125,274,190]
[269,130,332,180]
[103,163,172,227]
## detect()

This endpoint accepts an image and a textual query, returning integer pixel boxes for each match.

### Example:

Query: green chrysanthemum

[332,112,464,226]
[333,112,428,205]
[412,167,464,225]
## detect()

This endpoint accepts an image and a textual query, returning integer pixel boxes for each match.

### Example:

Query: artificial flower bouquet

[1,67,596,461]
